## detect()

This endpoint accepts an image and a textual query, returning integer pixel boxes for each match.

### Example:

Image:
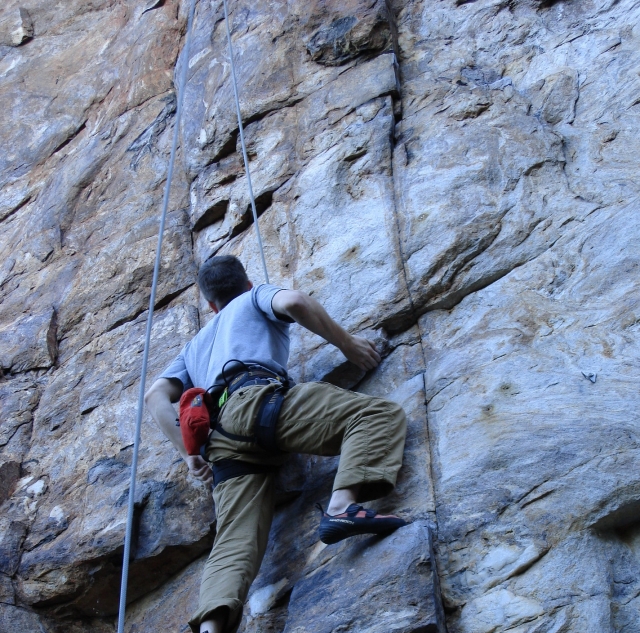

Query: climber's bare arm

[272,290,381,371]
[145,378,185,456]
[145,378,213,484]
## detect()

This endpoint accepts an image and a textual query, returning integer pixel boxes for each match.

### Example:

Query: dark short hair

[198,255,249,307]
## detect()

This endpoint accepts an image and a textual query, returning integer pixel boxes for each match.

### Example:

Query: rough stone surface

[0,0,638,632]
[0,8,34,47]
[283,522,443,633]
[0,307,57,373]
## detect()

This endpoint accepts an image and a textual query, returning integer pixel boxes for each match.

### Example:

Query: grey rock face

[0,308,57,373]
[305,0,395,66]
[284,522,444,633]
[0,8,33,47]
[1,0,638,632]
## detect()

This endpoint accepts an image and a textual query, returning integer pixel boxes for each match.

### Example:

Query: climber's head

[198,255,252,313]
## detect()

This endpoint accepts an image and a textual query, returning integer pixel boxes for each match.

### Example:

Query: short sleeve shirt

[159,284,291,392]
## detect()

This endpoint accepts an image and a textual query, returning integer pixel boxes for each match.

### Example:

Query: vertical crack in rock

[385,8,450,620]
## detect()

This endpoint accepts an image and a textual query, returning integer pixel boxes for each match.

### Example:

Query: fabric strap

[213,368,290,454]
[211,459,277,487]
[255,388,286,453]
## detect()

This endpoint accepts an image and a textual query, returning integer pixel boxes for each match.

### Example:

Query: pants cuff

[333,467,396,503]
[189,598,243,633]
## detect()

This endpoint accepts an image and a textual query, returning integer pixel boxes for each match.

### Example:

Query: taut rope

[222,0,270,283]
[116,0,197,630]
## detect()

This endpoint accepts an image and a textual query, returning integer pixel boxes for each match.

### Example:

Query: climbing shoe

[316,503,407,545]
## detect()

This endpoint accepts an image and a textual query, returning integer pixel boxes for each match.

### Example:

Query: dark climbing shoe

[316,503,407,545]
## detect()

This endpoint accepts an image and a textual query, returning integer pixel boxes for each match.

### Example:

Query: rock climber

[144,254,408,633]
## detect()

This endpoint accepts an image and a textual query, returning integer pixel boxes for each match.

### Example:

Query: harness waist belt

[227,369,288,395]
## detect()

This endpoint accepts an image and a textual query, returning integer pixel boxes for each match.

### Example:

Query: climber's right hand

[186,455,213,485]
[342,334,381,371]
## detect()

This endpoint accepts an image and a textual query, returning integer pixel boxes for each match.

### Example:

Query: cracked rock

[0,8,33,47]
[0,308,57,374]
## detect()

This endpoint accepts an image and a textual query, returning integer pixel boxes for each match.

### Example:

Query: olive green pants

[188,381,407,633]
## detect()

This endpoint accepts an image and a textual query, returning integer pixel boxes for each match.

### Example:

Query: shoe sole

[319,518,407,545]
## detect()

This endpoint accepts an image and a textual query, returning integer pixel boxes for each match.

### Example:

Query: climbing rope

[117,1,271,630]
[116,0,197,631]
[222,0,270,284]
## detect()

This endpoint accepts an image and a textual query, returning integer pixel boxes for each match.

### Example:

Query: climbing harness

[116,0,274,630]
[213,363,292,453]
[177,361,292,459]
[176,362,291,492]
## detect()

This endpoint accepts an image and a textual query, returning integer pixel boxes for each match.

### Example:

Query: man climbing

[145,255,407,633]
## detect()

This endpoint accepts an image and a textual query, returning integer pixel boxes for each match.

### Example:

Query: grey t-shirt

[160,284,291,392]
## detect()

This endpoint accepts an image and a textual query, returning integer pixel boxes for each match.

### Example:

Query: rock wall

[1,0,639,632]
